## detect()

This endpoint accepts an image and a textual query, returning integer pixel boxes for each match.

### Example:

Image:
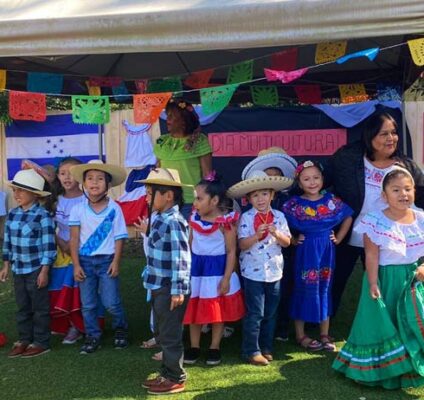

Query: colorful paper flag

[271,48,298,71]
[112,82,130,102]
[88,76,122,87]
[133,92,172,124]
[315,41,347,64]
[200,84,238,115]
[336,48,379,64]
[376,84,402,102]
[294,85,322,104]
[147,77,182,93]
[0,69,6,90]
[227,60,253,84]
[27,72,63,94]
[184,69,215,89]
[339,84,368,103]
[9,91,46,122]
[408,38,424,66]
[71,95,110,124]
[264,67,309,83]
[250,86,279,106]
[135,79,148,94]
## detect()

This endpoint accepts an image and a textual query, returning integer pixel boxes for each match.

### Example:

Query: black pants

[13,269,50,349]
[331,242,365,316]
[151,286,188,383]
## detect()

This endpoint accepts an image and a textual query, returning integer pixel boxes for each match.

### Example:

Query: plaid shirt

[144,205,191,295]
[2,203,56,274]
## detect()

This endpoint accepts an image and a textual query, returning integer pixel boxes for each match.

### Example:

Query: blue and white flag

[6,114,104,179]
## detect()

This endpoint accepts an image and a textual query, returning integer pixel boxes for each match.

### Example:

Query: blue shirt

[2,203,56,274]
[144,205,191,295]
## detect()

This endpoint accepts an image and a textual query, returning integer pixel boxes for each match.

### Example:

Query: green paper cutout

[147,77,182,93]
[250,85,279,106]
[227,60,253,84]
[200,84,238,115]
[71,95,110,124]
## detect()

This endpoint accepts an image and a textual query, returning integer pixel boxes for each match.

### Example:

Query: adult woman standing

[154,99,212,219]
[329,111,424,315]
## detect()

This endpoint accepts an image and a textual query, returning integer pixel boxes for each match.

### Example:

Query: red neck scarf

[253,210,274,241]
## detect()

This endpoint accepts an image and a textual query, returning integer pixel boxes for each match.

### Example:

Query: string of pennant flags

[0,37,422,125]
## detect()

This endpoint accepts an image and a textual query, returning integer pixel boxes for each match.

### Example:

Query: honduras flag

[5,114,104,179]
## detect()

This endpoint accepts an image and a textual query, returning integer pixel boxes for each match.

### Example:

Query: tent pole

[98,124,103,159]
[401,101,407,156]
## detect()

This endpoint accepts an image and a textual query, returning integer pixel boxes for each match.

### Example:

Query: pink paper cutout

[264,67,309,84]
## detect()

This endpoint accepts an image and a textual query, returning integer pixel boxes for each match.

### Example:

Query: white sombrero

[242,147,298,180]
[136,168,193,188]
[70,160,127,187]
[8,169,51,197]
[227,170,293,199]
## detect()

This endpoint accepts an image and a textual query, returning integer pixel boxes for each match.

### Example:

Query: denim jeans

[242,277,281,357]
[79,255,128,339]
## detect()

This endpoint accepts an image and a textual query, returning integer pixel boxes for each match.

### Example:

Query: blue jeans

[242,277,281,358]
[79,255,128,339]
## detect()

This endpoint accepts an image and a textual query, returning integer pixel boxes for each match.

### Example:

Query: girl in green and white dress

[333,166,424,389]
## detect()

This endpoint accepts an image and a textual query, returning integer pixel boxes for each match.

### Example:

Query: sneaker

[62,327,83,345]
[206,348,221,366]
[147,377,185,395]
[183,347,200,364]
[80,336,101,354]
[222,326,234,338]
[114,328,129,349]
[275,335,289,342]
[142,375,164,389]
[8,341,29,358]
[21,344,50,358]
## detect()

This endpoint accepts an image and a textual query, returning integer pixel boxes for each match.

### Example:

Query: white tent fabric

[0,0,423,56]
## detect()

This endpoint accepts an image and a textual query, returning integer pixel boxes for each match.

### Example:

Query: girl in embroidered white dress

[333,167,424,389]
[183,173,245,366]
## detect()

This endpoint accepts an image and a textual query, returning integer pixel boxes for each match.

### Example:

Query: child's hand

[268,224,277,236]
[330,231,339,245]
[134,217,148,235]
[0,267,9,283]
[256,224,269,240]
[74,265,86,282]
[292,234,305,246]
[218,277,230,296]
[37,267,49,289]
[369,283,381,299]
[170,294,184,311]
[107,261,120,278]
[415,265,424,281]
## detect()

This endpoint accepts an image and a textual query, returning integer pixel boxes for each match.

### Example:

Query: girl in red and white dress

[183,173,245,366]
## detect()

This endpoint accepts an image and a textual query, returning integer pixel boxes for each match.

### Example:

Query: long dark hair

[363,112,401,161]
[165,98,200,136]
[196,173,230,211]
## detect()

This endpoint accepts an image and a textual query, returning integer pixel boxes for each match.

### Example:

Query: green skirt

[332,262,424,389]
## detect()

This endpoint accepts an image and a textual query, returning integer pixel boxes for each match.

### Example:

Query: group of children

[2,146,424,394]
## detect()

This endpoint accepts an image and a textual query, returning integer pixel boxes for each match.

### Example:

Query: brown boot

[248,354,269,366]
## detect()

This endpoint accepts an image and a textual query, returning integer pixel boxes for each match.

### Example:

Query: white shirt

[0,191,6,216]
[123,120,157,168]
[55,195,84,241]
[238,208,291,282]
[69,198,128,256]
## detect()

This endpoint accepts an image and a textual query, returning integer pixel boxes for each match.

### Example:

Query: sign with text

[209,129,347,157]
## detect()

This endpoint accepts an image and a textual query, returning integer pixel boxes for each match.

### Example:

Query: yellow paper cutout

[339,84,368,103]
[408,38,424,66]
[0,69,6,90]
[85,80,101,96]
[315,41,347,64]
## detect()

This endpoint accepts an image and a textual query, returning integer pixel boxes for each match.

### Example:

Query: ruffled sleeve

[216,211,239,230]
[192,134,212,157]
[154,133,211,161]
[354,211,406,256]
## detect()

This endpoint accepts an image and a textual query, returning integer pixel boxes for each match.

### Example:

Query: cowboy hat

[136,168,192,188]
[8,169,51,197]
[70,160,126,187]
[242,147,298,180]
[227,170,293,199]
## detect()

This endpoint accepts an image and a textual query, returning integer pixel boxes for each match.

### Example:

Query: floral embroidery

[304,207,316,217]
[320,267,332,280]
[302,267,332,283]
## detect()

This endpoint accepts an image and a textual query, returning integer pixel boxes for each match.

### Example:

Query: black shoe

[206,348,221,366]
[183,347,200,364]
[80,337,101,354]
[114,328,129,349]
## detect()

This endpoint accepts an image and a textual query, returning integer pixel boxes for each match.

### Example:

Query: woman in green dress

[154,99,212,219]
[333,167,424,389]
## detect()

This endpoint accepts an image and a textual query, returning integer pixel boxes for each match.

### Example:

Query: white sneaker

[62,327,83,344]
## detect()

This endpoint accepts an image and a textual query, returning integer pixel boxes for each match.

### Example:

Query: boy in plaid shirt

[139,168,191,396]
[0,169,56,358]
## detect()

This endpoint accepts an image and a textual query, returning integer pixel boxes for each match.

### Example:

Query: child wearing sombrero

[138,168,191,395]
[68,160,129,354]
[227,170,292,366]
[0,169,56,358]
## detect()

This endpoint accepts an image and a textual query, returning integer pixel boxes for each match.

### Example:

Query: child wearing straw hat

[138,168,191,395]
[227,170,292,366]
[68,160,129,354]
[0,169,56,358]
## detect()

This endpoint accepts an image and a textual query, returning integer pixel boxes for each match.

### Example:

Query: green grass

[0,253,423,400]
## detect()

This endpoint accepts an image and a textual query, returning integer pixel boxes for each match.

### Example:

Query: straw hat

[8,169,51,197]
[242,147,298,180]
[70,160,127,187]
[227,170,293,199]
[136,168,192,188]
